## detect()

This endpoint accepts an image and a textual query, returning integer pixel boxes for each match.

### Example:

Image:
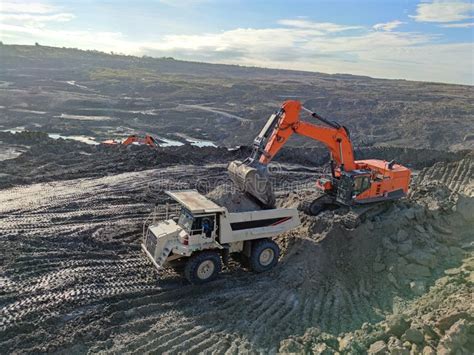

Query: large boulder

[368,340,388,354]
[385,314,411,337]
[402,327,424,344]
[405,250,437,268]
[403,264,432,278]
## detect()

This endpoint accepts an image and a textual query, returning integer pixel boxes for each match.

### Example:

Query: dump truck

[142,190,300,284]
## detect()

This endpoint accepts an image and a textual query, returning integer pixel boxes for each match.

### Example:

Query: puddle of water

[2,127,26,133]
[66,80,89,90]
[2,128,216,148]
[11,109,47,115]
[57,114,115,121]
[185,138,217,147]
[157,135,217,147]
[175,133,217,147]
[2,129,99,145]
[48,134,99,145]
[0,143,28,161]
[122,96,152,101]
[156,136,185,147]
[130,109,159,115]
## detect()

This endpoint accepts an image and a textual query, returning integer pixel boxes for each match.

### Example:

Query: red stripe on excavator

[270,217,291,226]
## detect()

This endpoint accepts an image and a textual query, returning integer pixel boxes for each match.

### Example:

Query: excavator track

[339,203,391,229]
[298,194,391,229]
[298,194,335,216]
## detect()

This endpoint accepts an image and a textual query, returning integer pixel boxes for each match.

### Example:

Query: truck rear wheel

[184,251,222,284]
[249,239,279,273]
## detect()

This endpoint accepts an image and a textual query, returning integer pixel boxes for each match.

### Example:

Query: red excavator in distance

[228,100,411,217]
[102,134,157,148]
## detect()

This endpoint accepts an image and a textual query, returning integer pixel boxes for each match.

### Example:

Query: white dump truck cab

[142,190,300,284]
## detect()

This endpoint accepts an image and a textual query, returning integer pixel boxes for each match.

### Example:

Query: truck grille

[145,232,157,256]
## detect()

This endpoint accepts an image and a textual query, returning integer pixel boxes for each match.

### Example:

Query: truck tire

[249,239,279,273]
[184,251,222,284]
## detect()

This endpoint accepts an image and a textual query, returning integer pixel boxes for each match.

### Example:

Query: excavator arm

[228,100,355,206]
[259,100,356,171]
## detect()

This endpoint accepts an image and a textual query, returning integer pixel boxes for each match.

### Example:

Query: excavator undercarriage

[298,192,392,228]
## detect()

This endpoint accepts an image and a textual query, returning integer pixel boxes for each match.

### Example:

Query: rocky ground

[0,132,472,354]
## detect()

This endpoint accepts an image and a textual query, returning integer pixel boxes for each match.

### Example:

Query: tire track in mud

[0,163,321,352]
[82,236,395,354]
[1,168,208,345]
[416,155,473,195]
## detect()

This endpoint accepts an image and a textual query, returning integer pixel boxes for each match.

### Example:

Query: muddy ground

[0,134,472,354]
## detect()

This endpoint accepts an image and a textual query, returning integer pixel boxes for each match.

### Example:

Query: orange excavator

[228,100,411,216]
[102,134,157,147]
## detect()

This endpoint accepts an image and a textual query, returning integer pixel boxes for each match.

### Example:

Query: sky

[0,0,473,85]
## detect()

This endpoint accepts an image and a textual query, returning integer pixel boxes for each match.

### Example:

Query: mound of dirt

[279,255,473,354]
[0,131,249,189]
[276,159,474,354]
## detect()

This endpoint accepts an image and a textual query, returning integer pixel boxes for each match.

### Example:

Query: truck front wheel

[249,239,280,273]
[184,251,222,284]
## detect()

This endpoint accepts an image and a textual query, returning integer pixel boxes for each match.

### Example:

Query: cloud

[410,0,474,22]
[0,1,57,14]
[278,19,363,33]
[440,22,474,27]
[373,20,405,31]
[134,25,471,84]
[0,23,125,49]
[0,3,472,85]
[158,0,213,6]
[0,1,74,29]
[0,13,75,23]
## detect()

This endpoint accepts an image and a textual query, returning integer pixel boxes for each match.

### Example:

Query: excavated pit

[0,136,473,353]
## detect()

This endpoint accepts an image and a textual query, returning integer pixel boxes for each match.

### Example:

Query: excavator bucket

[227,160,276,208]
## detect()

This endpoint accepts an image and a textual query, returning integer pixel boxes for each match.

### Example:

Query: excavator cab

[335,171,372,205]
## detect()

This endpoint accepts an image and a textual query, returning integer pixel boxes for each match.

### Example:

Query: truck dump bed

[220,208,300,244]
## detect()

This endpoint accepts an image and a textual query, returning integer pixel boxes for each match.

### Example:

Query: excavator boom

[259,101,355,170]
[228,100,354,206]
